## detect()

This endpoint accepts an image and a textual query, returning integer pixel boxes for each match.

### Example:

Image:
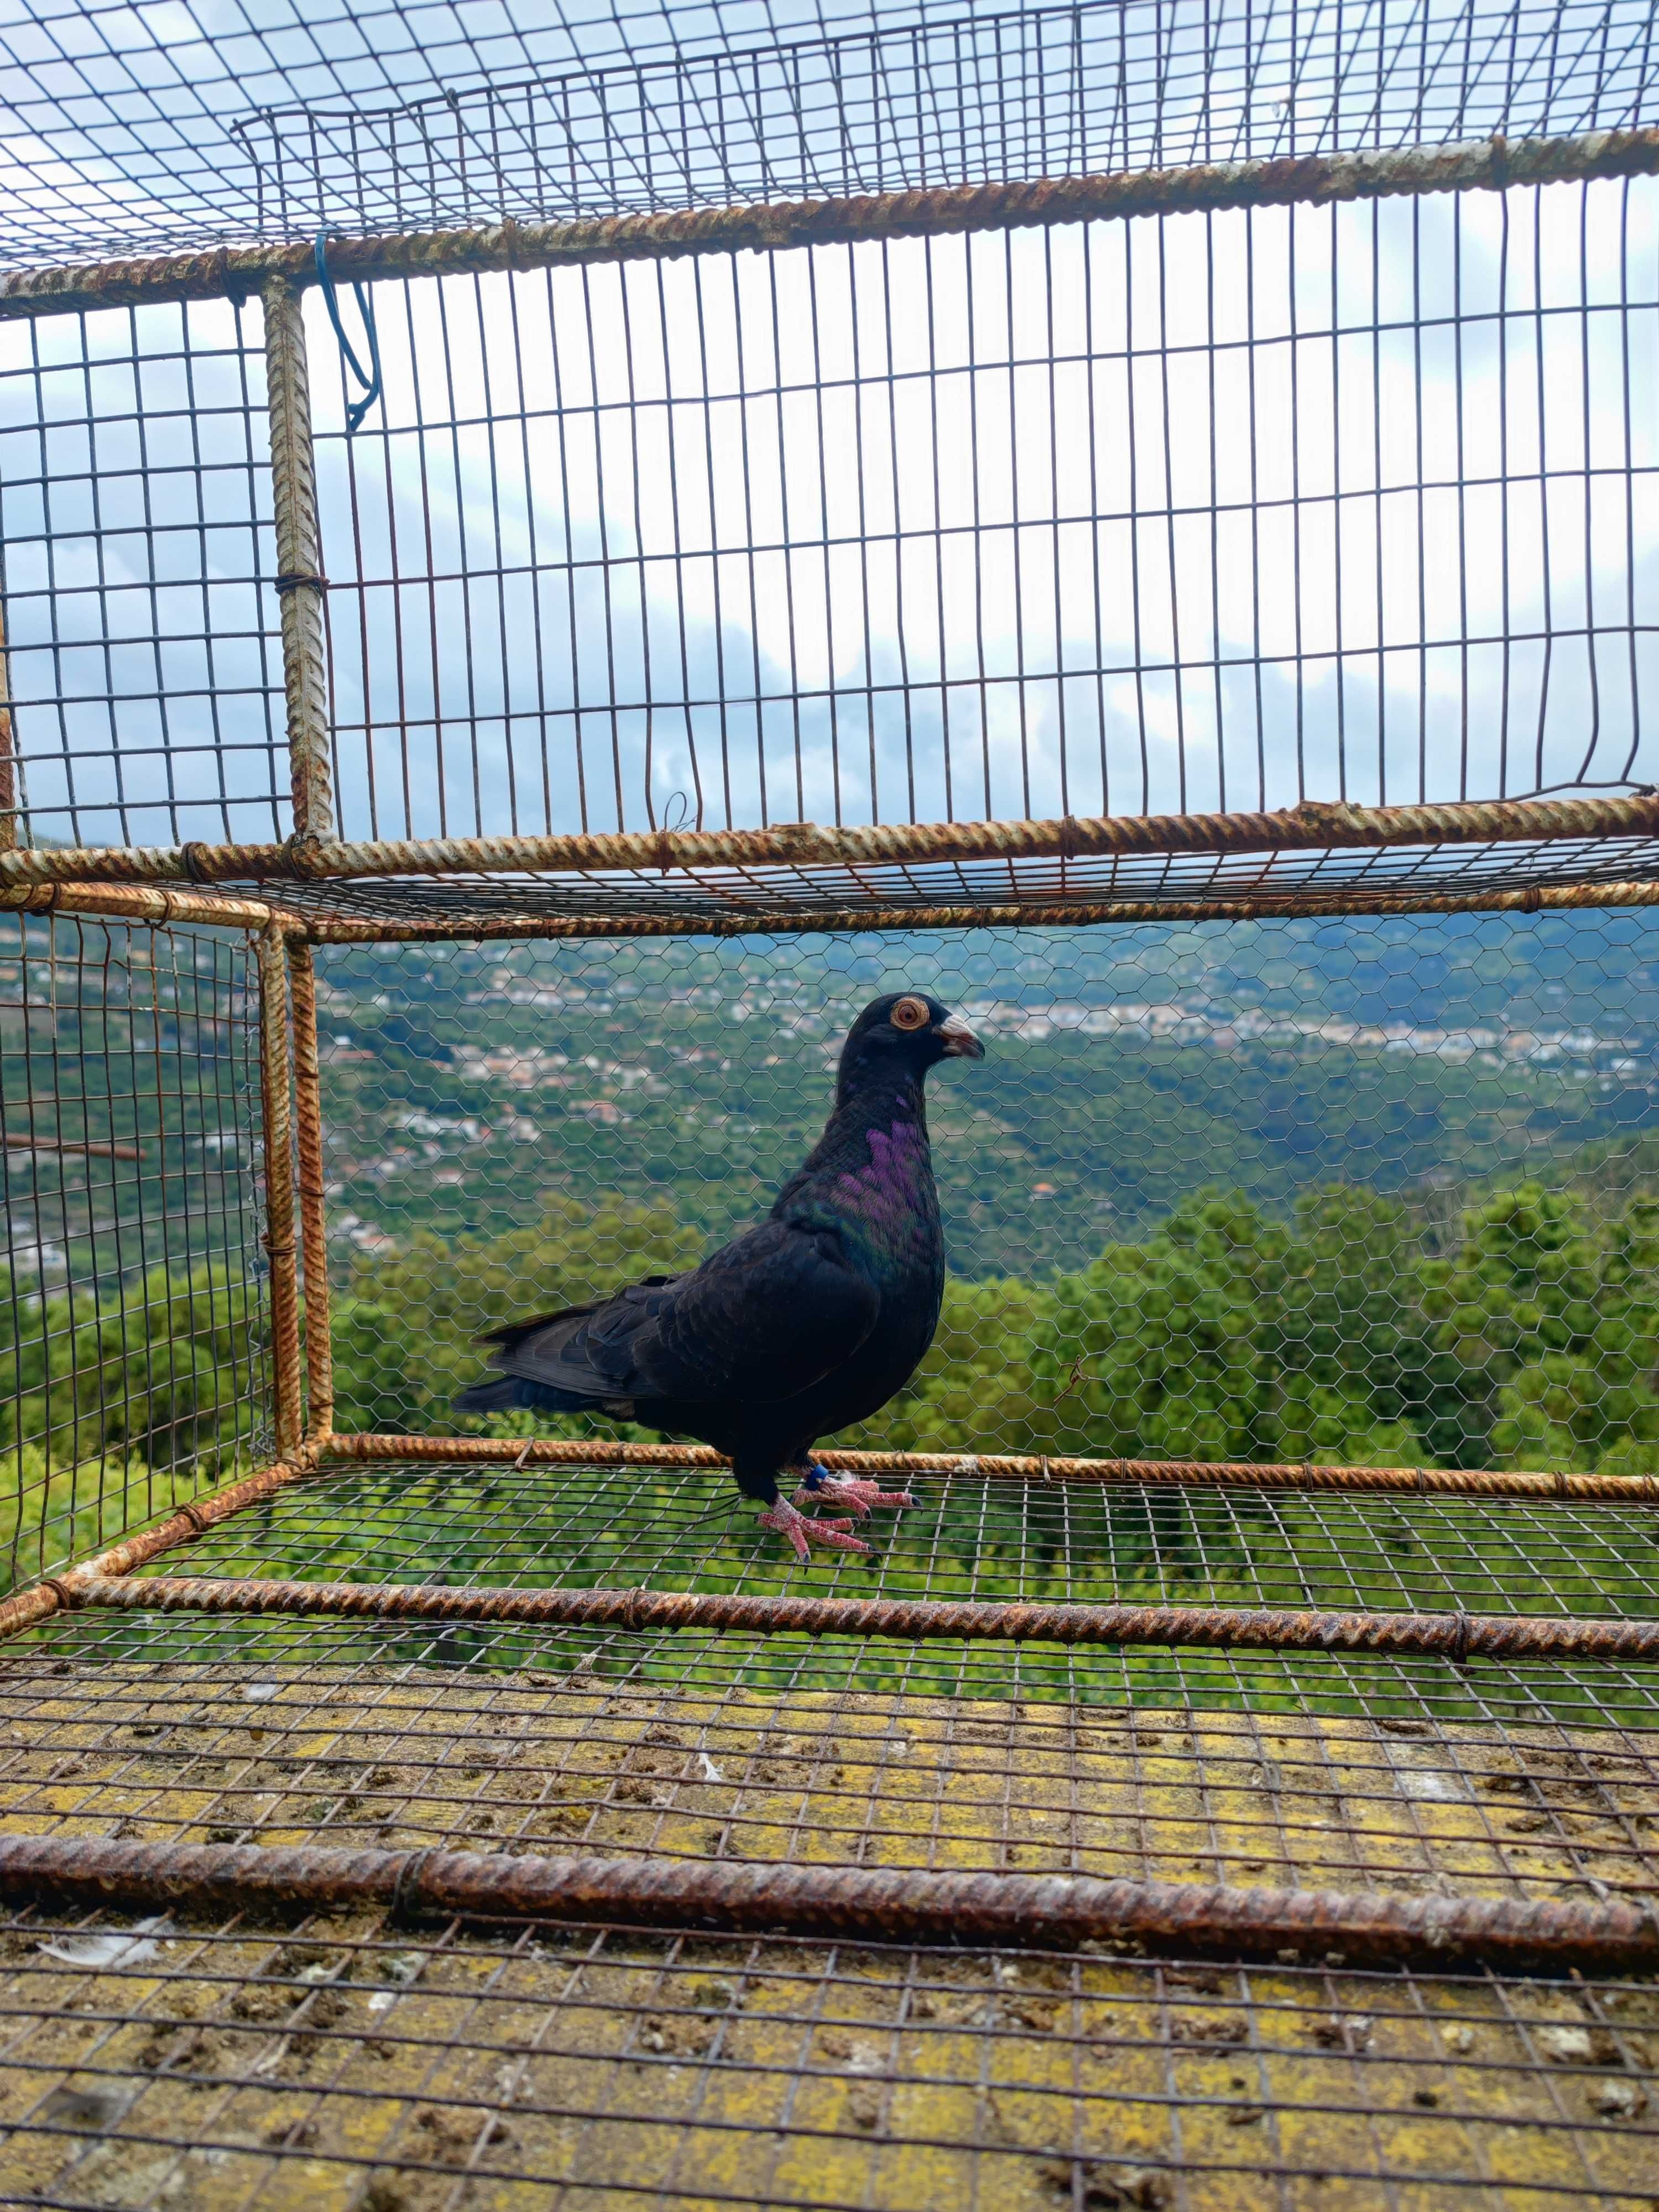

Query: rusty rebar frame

[286,879,1659,941]
[262,276,333,847]
[3,127,1656,321]
[286,938,333,1443]
[321,1431,1659,1505]
[50,1568,1659,1666]
[5,791,1659,901]
[256,922,304,1461]
[0,1449,319,1642]
[0,1832,1652,1971]
[7,96,1659,2016]
[0,882,283,929]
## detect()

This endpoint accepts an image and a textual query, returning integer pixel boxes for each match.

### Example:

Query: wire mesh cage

[305,180,1659,854]
[7,1,1659,2204]
[0,909,274,1596]
[0,296,284,852]
[4,4,1659,917]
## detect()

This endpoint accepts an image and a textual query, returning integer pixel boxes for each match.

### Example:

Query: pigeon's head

[837,992,985,1095]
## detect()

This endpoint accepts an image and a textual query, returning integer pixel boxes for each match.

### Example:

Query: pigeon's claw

[758,1499,870,1561]
[794,1467,916,1517]
[792,1478,915,1516]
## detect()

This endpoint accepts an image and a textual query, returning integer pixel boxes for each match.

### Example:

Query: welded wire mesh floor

[6,1556,1659,2201]
[128,1462,1659,1624]
[8,1465,1659,2204]
[3,1639,1659,1912]
[4,1906,1657,2212]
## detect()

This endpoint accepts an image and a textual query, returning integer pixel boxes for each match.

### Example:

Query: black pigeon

[455,991,984,1558]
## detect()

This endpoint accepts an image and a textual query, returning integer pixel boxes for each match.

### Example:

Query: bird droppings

[6,1909,1651,2211]
[5,1657,1658,1912]
[1592,2077,1650,2119]
[1540,2025,1599,2063]
[38,2081,139,2132]
[36,1915,173,1969]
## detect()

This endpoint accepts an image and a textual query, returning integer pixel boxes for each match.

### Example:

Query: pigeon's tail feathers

[476,1303,592,1353]
[476,1277,680,1355]
[463,1276,682,1406]
[453,1374,635,1418]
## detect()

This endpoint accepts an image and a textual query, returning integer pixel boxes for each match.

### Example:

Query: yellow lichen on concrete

[1,1659,1657,2206]
[0,1917,1655,2209]
[1,1662,1655,1907]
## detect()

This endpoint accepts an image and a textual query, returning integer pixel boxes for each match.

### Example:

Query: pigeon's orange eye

[890,996,930,1031]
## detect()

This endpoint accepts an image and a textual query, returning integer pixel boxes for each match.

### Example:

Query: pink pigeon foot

[792,1468,916,1518]
[758,1498,870,1561]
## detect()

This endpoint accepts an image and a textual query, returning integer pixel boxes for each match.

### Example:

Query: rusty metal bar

[263,276,333,846]
[0,881,280,928]
[62,1569,1659,1663]
[322,1431,1659,1506]
[3,1133,142,1160]
[285,938,333,1442]
[0,1449,321,1644]
[0,1832,1653,1969]
[6,789,1659,896]
[290,879,1659,942]
[4,129,1657,322]
[256,921,303,1460]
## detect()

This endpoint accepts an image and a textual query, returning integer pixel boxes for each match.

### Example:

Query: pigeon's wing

[479,1276,686,1400]
[482,1223,878,1407]
[633,1219,880,1405]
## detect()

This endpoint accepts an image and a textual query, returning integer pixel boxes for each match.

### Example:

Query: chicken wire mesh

[232,0,1659,241]
[305,911,1659,1478]
[6,903,1659,2195]
[6,107,1659,904]
[0,911,274,1598]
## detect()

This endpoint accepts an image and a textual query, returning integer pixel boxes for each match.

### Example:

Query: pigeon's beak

[937,1013,985,1060]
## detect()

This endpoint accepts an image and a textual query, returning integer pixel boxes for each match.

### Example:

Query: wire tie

[273,570,330,596]
[176,1501,211,1536]
[624,1585,648,1635]
[40,1578,79,1611]
[179,843,213,884]
[263,1236,297,1258]
[314,232,384,437]
[513,1439,535,1470]
[1451,1609,1472,1666]
[391,1847,437,1923]
[1553,1469,1571,1499]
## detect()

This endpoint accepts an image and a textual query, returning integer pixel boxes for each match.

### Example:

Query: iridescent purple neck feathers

[838,1113,932,1215]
